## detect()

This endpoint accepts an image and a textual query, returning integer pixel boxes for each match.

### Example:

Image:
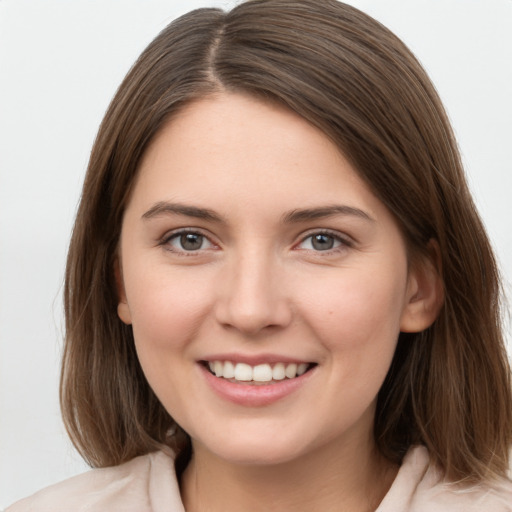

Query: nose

[214,250,293,336]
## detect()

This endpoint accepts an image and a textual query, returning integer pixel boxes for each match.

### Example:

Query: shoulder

[5,450,184,512]
[379,446,512,512]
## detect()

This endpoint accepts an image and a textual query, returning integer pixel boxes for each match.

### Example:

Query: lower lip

[199,364,315,407]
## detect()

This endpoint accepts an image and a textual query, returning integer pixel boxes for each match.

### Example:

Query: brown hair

[61,0,512,482]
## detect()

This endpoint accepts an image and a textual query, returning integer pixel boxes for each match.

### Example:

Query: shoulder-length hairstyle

[61,0,511,483]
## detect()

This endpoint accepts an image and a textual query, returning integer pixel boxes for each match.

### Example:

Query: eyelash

[160,228,217,256]
[159,228,353,255]
[295,229,353,253]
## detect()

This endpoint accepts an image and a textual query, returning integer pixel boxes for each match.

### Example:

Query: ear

[400,240,444,333]
[114,257,132,325]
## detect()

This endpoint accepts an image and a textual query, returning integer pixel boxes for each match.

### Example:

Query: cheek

[296,269,407,426]
[298,267,407,361]
[125,267,218,419]
[127,265,214,342]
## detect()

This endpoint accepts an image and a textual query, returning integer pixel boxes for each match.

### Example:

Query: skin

[117,93,440,511]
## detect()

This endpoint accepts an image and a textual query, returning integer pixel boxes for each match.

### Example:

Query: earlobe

[114,257,132,325]
[117,302,132,325]
[400,240,444,333]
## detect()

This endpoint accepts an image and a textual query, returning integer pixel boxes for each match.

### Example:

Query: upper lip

[200,353,314,366]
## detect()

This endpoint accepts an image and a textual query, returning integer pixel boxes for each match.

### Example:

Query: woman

[7,0,512,510]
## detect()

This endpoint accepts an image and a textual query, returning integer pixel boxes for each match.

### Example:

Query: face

[117,93,432,466]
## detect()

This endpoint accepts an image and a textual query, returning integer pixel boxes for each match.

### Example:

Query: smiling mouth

[202,360,316,385]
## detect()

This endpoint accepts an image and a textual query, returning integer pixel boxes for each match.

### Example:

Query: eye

[297,232,346,251]
[165,231,214,252]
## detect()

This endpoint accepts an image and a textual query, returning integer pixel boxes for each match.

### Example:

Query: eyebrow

[142,201,224,222]
[282,205,374,223]
[141,201,374,224]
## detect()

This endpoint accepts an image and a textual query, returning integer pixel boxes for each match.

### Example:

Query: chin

[190,426,316,467]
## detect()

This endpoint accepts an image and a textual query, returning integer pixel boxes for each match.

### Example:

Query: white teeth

[234,363,253,381]
[206,360,311,382]
[253,364,273,382]
[214,361,223,377]
[223,360,235,379]
[297,363,308,376]
[272,363,285,381]
[285,363,297,379]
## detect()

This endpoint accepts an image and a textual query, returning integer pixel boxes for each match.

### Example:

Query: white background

[0,0,511,507]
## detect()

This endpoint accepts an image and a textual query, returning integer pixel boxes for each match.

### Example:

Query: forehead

[132,93,380,214]
[142,94,341,175]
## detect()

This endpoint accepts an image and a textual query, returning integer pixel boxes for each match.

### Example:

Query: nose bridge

[215,244,291,335]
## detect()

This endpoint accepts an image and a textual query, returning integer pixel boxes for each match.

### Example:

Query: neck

[180,430,397,512]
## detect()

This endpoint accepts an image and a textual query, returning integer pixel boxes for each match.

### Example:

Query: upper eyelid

[296,228,354,244]
[161,227,215,241]
[159,227,220,250]
[158,227,354,249]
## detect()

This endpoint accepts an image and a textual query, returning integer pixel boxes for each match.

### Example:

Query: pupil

[312,234,334,250]
[181,233,202,250]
